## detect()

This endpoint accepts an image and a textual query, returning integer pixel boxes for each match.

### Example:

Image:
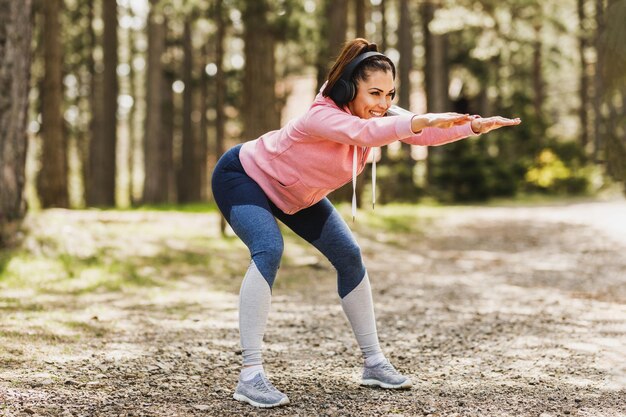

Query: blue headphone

[329,51,395,106]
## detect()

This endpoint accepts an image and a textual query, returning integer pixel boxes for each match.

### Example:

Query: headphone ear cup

[346,80,356,103]
[331,79,352,106]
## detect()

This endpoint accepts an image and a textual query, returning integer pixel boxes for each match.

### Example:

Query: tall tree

[143,0,168,203]
[0,0,33,245]
[577,0,591,150]
[214,0,227,234]
[380,0,387,52]
[38,0,68,208]
[601,0,626,192]
[88,0,118,206]
[316,0,348,91]
[355,0,366,38]
[177,17,201,203]
[242,0,280,139]
[421,1,450,188]
[592,0,605,162]
[395,0,416,191]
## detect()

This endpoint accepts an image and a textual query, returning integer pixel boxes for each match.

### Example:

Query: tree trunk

[242,0,279,140]
[379,0,389,163]
[142,0,168,204]
[198,43,209,202]
[355,0,366,39]
[177,18,200,203]
[395,0,415,194]
[592,0,605,162]
[380,0,387,52]
[214,0,227,234]
[532,21,544,148]
[162,67,176,203]
[316,0,348,91]
[127,4,138,205]
[421,2,450,188]
[88,0,118,206]
[577,0,590,151]
[0,0,33,246]
[38,0,69,208]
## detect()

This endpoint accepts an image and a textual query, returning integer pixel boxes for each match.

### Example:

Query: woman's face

[347,70,395,119]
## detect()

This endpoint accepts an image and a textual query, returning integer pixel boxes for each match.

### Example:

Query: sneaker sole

[361,378,413,389]
[233,393,290,408]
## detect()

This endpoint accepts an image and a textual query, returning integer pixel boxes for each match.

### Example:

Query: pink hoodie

[239,89,476,215]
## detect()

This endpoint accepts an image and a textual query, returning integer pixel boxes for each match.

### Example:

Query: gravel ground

[1,199,625,416]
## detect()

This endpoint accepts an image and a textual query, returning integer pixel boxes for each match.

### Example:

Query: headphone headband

[329,51,388,106]
[339,51,384,84]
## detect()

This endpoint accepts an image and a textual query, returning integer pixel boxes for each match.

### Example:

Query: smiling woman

[210,37,521,409]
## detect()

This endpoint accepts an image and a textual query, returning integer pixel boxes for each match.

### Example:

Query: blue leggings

[211,144,366,298]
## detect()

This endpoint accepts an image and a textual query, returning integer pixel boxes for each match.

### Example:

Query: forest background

[1,1,626,415]
[1,0,626,242]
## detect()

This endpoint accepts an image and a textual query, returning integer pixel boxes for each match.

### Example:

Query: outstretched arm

[410,112,472,133]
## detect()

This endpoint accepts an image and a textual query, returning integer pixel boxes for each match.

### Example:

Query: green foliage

[375,161,423,204]
[431,138,519,202]
[523,143,593,195]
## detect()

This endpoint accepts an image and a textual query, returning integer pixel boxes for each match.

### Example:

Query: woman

[212,38,520,408]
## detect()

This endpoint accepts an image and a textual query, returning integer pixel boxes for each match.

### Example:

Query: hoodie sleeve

[400,123,478,146]
[303,100,417,147]
[303,93,478,147]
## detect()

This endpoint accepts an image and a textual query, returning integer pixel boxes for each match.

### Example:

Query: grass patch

[118,202,220,213]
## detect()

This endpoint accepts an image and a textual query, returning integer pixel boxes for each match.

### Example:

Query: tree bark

[142,0,168,204]
[355,0,366,39]
[198,43,209,202]
[0,0,33,246]
[532,21,544,148]
[177,18,200,203]
[214,0,227,234]
[391,0,416,196]
[380,0,387,52]
[577,0,590,150]
[242,0,279,140]
[316,0,348,91]
[421,2,450,188]
[88,0,118,206]
[592,0,605,162]
[38,0,69,208]
[379,0,389,163]
[126,3,138,206]
[162,67,175,203]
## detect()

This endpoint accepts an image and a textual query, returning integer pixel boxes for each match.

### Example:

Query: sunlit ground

[1,197,625,416]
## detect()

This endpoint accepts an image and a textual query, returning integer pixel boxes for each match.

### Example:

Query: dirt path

[1,200,625,416]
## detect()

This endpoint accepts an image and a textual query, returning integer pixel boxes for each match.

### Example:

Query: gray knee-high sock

[340,272,385,365]
[239,261,272,366]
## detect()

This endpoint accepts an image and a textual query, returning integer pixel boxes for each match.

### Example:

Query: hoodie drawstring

[352,145,377,221]
[372,147,376,210]
[352,146,358,221]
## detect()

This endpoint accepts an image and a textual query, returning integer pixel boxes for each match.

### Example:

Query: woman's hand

[411,113,472,133]
[470,116,521,134]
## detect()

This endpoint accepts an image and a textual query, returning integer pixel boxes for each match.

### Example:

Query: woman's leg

[212,146,289,407]
[273,200,382,359]
[275,199,411,388]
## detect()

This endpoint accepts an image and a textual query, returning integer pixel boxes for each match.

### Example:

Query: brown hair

[322,38,396,98]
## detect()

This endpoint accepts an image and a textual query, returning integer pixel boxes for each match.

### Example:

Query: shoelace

[253,375,277,394]
[379,361,398,374]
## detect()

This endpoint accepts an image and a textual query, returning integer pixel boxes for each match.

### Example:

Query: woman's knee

[336,241,364,271]
[252,238,284,287]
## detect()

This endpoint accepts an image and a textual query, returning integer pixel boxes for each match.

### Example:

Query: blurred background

[6,0,626,214]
